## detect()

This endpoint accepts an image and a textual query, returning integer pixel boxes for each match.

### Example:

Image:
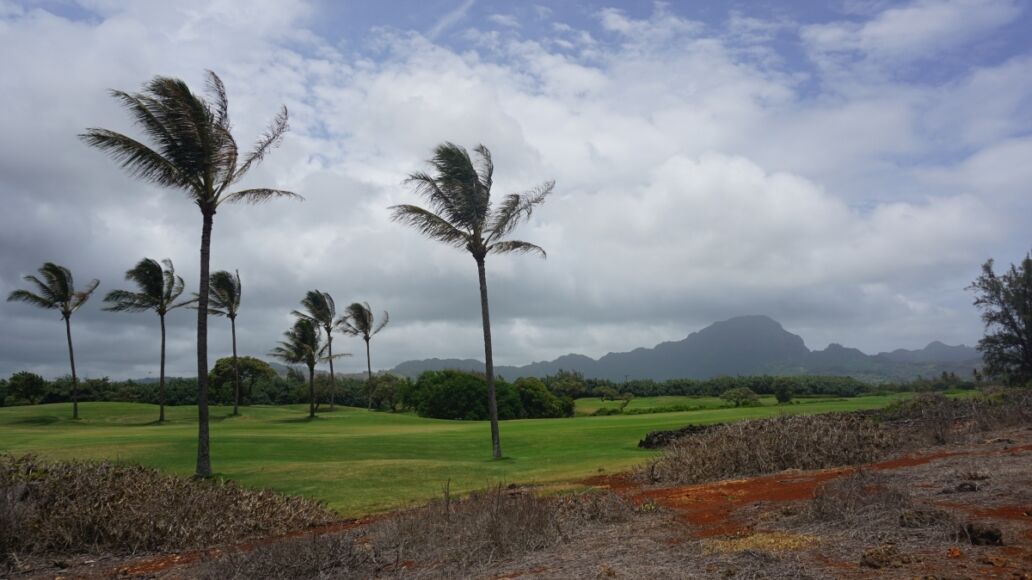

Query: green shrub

[720,386,759,407]
[513,377,572,418]
[408,370,523,420]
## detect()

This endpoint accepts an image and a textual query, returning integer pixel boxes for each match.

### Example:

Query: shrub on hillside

[0,455,333,564]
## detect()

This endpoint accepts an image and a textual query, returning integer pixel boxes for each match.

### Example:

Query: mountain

[391,315,982,383]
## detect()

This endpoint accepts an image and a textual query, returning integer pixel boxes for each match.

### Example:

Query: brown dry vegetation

[0,455,333,574]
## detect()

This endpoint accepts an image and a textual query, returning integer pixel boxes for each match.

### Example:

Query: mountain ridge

[390,315,981,383]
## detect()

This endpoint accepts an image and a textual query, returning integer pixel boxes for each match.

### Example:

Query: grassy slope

[0,394,908,516]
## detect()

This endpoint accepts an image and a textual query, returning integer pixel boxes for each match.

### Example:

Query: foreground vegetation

[0,394,908,515]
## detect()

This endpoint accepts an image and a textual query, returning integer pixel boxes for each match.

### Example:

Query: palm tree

[269,318,323,419]
[81,71,300,477]
[292,291,349,411]
[7,263,99,419]
[390,142,552,459]
[338,302,389,409]
[103,258,194,423]
[205,270,243,415]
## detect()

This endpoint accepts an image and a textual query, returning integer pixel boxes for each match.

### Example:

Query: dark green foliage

[405,370,523,420]
[209,357,277,405]
[720,386,759,407]
[513,377,573,418]
[369,374,408,412]
[6,372,46,405]
[563,373,870,398]
[0,379,6,407]
[969,253,1032,385]
[544,370,589,398]
[773,377,794,404]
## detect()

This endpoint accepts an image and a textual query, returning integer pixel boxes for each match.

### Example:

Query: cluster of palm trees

[6,70,553,475]
[272,292,388,419]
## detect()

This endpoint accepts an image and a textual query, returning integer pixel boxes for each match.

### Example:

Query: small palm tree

[103,258,194,422]
[206,270,243,415]
[7,263,99,419]
[338,302,389,409]
[293,291,350,411]
[269,318,323,419]
[390,142,552,459]
[81,71,300,478]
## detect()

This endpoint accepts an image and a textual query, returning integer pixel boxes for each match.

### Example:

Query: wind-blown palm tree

[7,263,99,419]
[390,142,553,459]
[292,291,349,411]
[205,270,243,415]
[269,318,323,419]
[338,302,389,409]
[81,71,300,477]
[103,258,194,423]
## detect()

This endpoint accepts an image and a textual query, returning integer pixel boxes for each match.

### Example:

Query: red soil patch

[115,516,376,576]
[583,445,1030,540]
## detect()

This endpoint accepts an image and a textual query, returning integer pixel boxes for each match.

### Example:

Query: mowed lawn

[0,394,910,516]
[572,394,857,415]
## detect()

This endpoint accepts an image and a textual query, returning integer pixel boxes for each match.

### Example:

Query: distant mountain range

[391,315,982,383]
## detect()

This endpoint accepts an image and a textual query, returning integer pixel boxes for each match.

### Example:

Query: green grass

[572,394,854,415]
[0,393,911,516]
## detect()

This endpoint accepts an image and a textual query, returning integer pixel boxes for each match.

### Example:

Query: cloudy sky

[1,0,1031,379]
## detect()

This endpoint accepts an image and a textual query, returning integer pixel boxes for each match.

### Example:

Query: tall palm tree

[206,270,243,415]
[103,258,194,423]
[269,318,323,419]
[292,291,349,411]
[338,302,389,409]
[81,71,300,477]
[7,263,99,419]
[390,142,552,459]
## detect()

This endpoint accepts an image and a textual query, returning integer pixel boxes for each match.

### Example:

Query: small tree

[594,386,618,401]
[772,378,794,404]
[205,270,243,414]
[7,371,47,404]
[721,387,759,407]
[209,356,276,405]
[338,302,388,410]
[969,253,1032,385]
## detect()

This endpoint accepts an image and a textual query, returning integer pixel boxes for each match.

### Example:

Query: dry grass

[199,486,639,579]
[640,413,899,485]
[642,389,1032,486]
[0,454,333,566]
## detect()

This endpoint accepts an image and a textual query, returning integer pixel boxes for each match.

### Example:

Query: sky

[1,0,1031,380]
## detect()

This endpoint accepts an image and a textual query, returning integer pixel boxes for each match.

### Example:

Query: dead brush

[368,484,562,571]
[795,471,957,543]
[198,533,370,580]
[0,454,334,559]
[879,389,1032,444]
[640,413,901,485]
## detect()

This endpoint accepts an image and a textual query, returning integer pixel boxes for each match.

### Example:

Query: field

[0,394,912,516]
[572,393,856,415]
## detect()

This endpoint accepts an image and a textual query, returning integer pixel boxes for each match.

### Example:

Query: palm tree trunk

[231,316,240,416]
[195,210,214,478]
[475,257,502,459]
[308,365,315,419]
[366,338,373,410]
[64,315,78,420]
[159,313,166,423]
[327,334,335,411]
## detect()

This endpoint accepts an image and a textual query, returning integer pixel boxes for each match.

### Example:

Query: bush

[514,377,572,418]
[773,378,794,404]
[7,371,46,404]
[720,386,759,407]
[406,370,523,420]
[0,455,333,562]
